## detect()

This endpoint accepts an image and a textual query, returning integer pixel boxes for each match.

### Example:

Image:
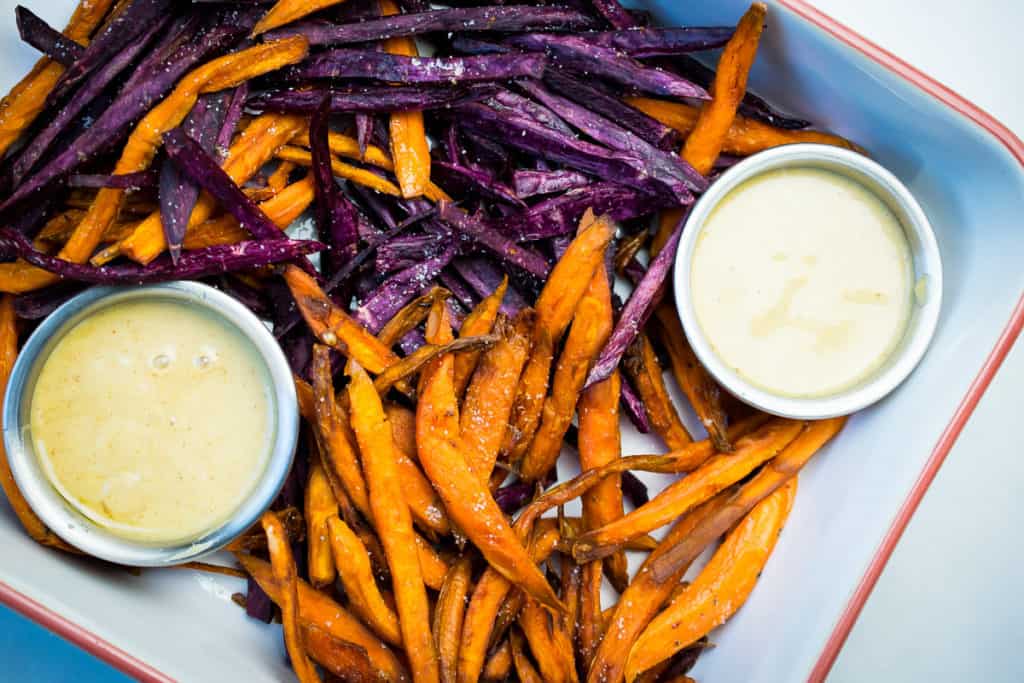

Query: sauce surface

[691,167,913,397]
[30,299,272,543]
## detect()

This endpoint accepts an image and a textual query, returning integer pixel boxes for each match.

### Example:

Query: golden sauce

[691,167,913,398]
[30,299,272,543]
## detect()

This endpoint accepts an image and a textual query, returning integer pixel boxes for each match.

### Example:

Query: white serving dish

[0,1,1020,682]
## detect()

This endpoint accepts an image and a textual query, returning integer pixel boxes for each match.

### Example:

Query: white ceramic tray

[0,1,1021,681]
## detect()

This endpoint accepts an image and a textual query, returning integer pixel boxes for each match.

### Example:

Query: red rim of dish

[0,3,1022,682]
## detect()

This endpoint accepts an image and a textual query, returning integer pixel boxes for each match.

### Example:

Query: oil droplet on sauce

[691,167,913,397]
[30,299,273,543]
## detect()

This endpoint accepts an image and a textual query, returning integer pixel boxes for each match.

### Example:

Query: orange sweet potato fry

[625,478,798,681]
[377,290,443,348]
[416,536,452,591]
[510,630,544,683]
[0,0,113,157]
[252,0,348,36]
[348,361,440,683]
[520,262,614,481]
[267,160,296,192]
[373,336,497,396]
[291,129,396,172]
[573,419,803,563]
[386,402,418,458]
[457,527,559,683]
[653,306,731,452]
[505,211,615,463]
[434,556,475,683]
[276,145,402,196]
[622,335,693,451]
[453,277,507,396]
[518,596,576,683]
[301,624,379,682]
[625,97,861,157]
[585,490,734,683]
[105,113,306,266]
[648,419,845,586]
[579,561,605,667]
[460,311,533,483]
[285,266,401,374]
[261,511,321,683]
[396,449,451,537]
[418,353,562,613]
[481,639,512,682]
[683,3,768,176]
[327,515,403,646]
[306,460,338,588]
[238,554,408,681]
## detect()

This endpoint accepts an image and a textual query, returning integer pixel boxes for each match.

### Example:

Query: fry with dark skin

[261,511,321,683]
[286,266,401,374]
[572,418,803,563]
[306,460,337,588]
[418,351,562,612]
[373,335,498,395]
[460,310,533,483]
[381,0,431,198]
[457,527,560,683]
[454,278,507,396]
[623,334,693,451]
[348,361,440,683]
[238,554,408,681]
[506,210,615,464]
[520,260,614,481]
[434,556,475,683]
[518,596,576,683]
[625,478,798,680]
[301,624,378,683]
[327,515,403,646]
[378,290,445,348]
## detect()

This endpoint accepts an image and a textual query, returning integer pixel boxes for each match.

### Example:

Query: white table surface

[812,2,1024,680]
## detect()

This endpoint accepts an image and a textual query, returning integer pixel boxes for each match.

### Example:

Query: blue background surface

[0,605,128,682]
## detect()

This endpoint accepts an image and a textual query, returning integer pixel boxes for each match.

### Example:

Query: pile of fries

[0,0,861,680]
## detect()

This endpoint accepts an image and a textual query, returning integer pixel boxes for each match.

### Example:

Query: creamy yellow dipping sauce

[691,167,913,398]
[29,299,273,544]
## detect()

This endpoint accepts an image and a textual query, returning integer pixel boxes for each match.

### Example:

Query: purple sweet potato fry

[588,0,637,30]
[512,169,590,198]
[431,159,525,208]
[309,96,358,276]
[249,82,498,113]
[68,171,159,189]
[354,241,456,333]
[589,26,734,57]
[284,49,546,84]
[436,202,550,279]
[217,83,250,159]
[15,6,84,65]
[621,470,650,507]
[451,256,527,317]
[621,374,652,434]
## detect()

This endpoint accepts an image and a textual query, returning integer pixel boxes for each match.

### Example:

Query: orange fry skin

[434,556,475,683]
[348,361,440,683]
[238,554,408,682]
[460,311,533,483]
[573,418,804,563]
[481,639,512,681]
[305,461,337,588]
[418,353,562,613]
[624,334,693,451]
[518,597,576,683]
[625,478,798,681]
[260,511,321,683]
[252,0,348,36]
[300,624,380,682]
[285,265,400,374]
[510,630,544,683]
[327,515,403,647]
[453,277,507,396]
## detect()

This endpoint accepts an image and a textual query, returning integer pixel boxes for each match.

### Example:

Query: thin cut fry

[625,96,861,157]
[520,261,614,481]
[586,491,734,683]
[373,336,497,396]
[518,596,575,683]
[286,266,401,374]
[378,290,444,349]
[253,0,348,36]
[268,160,296,191]
[434,556,474,683]
[348,361,440,683]
[416,534,451,591]
[625,478,798,680]
[292,129,396,172]
[453,277,507,396]
[327,515,403,646]
[276,145,402,196]
[106,113,307,266]
[460,311,533,483]
[457,527,560,683]
[649,417,846,583]
[573,418,803,563]
[238,554,408,681]
[622,335,693,450]
[381,0,431,198]
[306,461,338,588]
[0,0,113,157]
[510,630,544,683]
[261,511,321,683]
[481,639,512,681]
[418,353,562,613]
[653,306,731,452]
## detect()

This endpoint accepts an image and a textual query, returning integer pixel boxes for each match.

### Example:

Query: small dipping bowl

[674,144,942,419]
[2,281,299,566]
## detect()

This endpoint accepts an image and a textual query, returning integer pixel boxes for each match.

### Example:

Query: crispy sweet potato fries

[0,1,865,681]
